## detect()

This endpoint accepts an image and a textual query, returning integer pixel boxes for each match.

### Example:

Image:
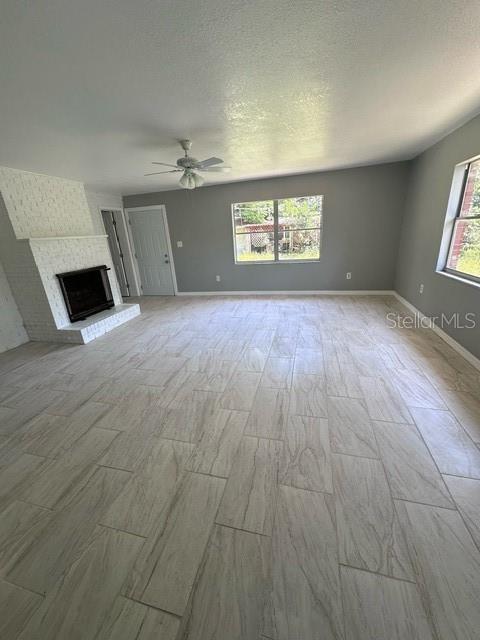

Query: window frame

[443,159,480,285]
[231,196,323,265]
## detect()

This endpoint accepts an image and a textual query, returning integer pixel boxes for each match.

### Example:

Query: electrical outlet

[419,283,424,294]
[346,272,352,280]
[215,275,221,282]
[176,240,183,248]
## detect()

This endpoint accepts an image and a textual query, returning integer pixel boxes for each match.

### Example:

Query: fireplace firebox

[56,265,114,322]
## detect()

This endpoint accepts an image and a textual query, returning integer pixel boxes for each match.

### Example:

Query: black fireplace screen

[56,265,114,322]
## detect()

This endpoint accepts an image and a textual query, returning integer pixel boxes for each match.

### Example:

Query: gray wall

[124,162,410,293]
[396,113,480,360]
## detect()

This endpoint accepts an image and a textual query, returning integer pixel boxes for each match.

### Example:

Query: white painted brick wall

[0,167,96,238]
[0,258,28,352]
[0,198,57,341]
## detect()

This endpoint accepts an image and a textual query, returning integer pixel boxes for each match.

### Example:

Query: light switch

[176,240,183,248]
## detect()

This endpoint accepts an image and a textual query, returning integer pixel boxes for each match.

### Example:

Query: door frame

[101,209,131,297]
[124,205,178,296]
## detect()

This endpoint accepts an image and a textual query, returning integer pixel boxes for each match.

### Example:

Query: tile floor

[0,294,479,639]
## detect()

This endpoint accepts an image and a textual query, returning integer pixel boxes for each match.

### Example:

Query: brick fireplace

[0,166,140,344]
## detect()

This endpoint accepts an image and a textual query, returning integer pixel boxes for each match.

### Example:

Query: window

[232,195,323,263]
[445,158,480,282]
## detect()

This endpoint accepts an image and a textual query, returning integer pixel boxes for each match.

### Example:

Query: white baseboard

[392,292,480,372]
[176,289,395,297]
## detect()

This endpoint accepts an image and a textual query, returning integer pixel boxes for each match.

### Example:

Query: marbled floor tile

[323,341,348,397]
[0,413,69,458]
[101,439,193,537]
[0,500,52,576]
[185,349,226,373]
[94,386,168,431]
[0,342,61,377]
[338,362,363,399]
[96,596,180,640]
[347,345,388,378]
[0,453,46,508]
[220,371,262,411]
[296,330,323,350]
[443,475,480,549]
[294,348,324,375]
[396,500,480,640]
[0,440,21,467]
[439,389,480,443]
[91,369,164,404]
[178,525,270,640]
[280,415,332,493]
[136,352,187,373]
[237,347,268,372]
[388,368,448,409]
[333,454,413,580]
[270,485,343,640]
[245,388,289,440]
[289,373,327,418]
[0,406,15,434]
[21,427,118,509]
[216,436,282,536]
[359,376,414,424]
[0,384,22,404]
[341,566,434,640]
[260,357,293,390]
[214,338,249,361]
[0,360,61,392]
[373,420,453,508]
[8,466,130,595]
[0,388,66,435]
[270,337,296,358]
[126,472,225,616]
[0,579,43,640]
[44,376,110,416]
[327,397,378,458]
[248,329,275,352]
[0,385,65,410]
[3,401,108,459]
[186,409,248,477]
[411,407,480,479]
[100,411,167,472]
[190,360,237,393]
[18,526,143,640]
[162,390,220,443]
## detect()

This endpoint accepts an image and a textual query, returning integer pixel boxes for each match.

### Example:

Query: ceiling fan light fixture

[193,172,204,188]
[179,170,196,189]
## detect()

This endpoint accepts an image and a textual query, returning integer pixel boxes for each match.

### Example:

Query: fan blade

[197,166,231,173]
[144,170,181,176]
[152,161,179,168]
[195,157,224,168]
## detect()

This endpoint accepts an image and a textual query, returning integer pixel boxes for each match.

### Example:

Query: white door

[128,208,175,295]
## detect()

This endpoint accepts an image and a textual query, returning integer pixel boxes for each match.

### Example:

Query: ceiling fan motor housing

[177,156,198,169]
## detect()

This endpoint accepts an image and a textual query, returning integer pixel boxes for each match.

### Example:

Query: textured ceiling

[1,0,480,195]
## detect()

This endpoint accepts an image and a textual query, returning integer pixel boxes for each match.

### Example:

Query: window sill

[435,270,480,291]
[234,259,320,266]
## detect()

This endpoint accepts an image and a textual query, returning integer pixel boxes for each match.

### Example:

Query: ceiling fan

[145,139,231,189]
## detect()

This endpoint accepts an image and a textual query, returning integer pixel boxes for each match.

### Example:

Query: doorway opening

[101,209,131,297]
